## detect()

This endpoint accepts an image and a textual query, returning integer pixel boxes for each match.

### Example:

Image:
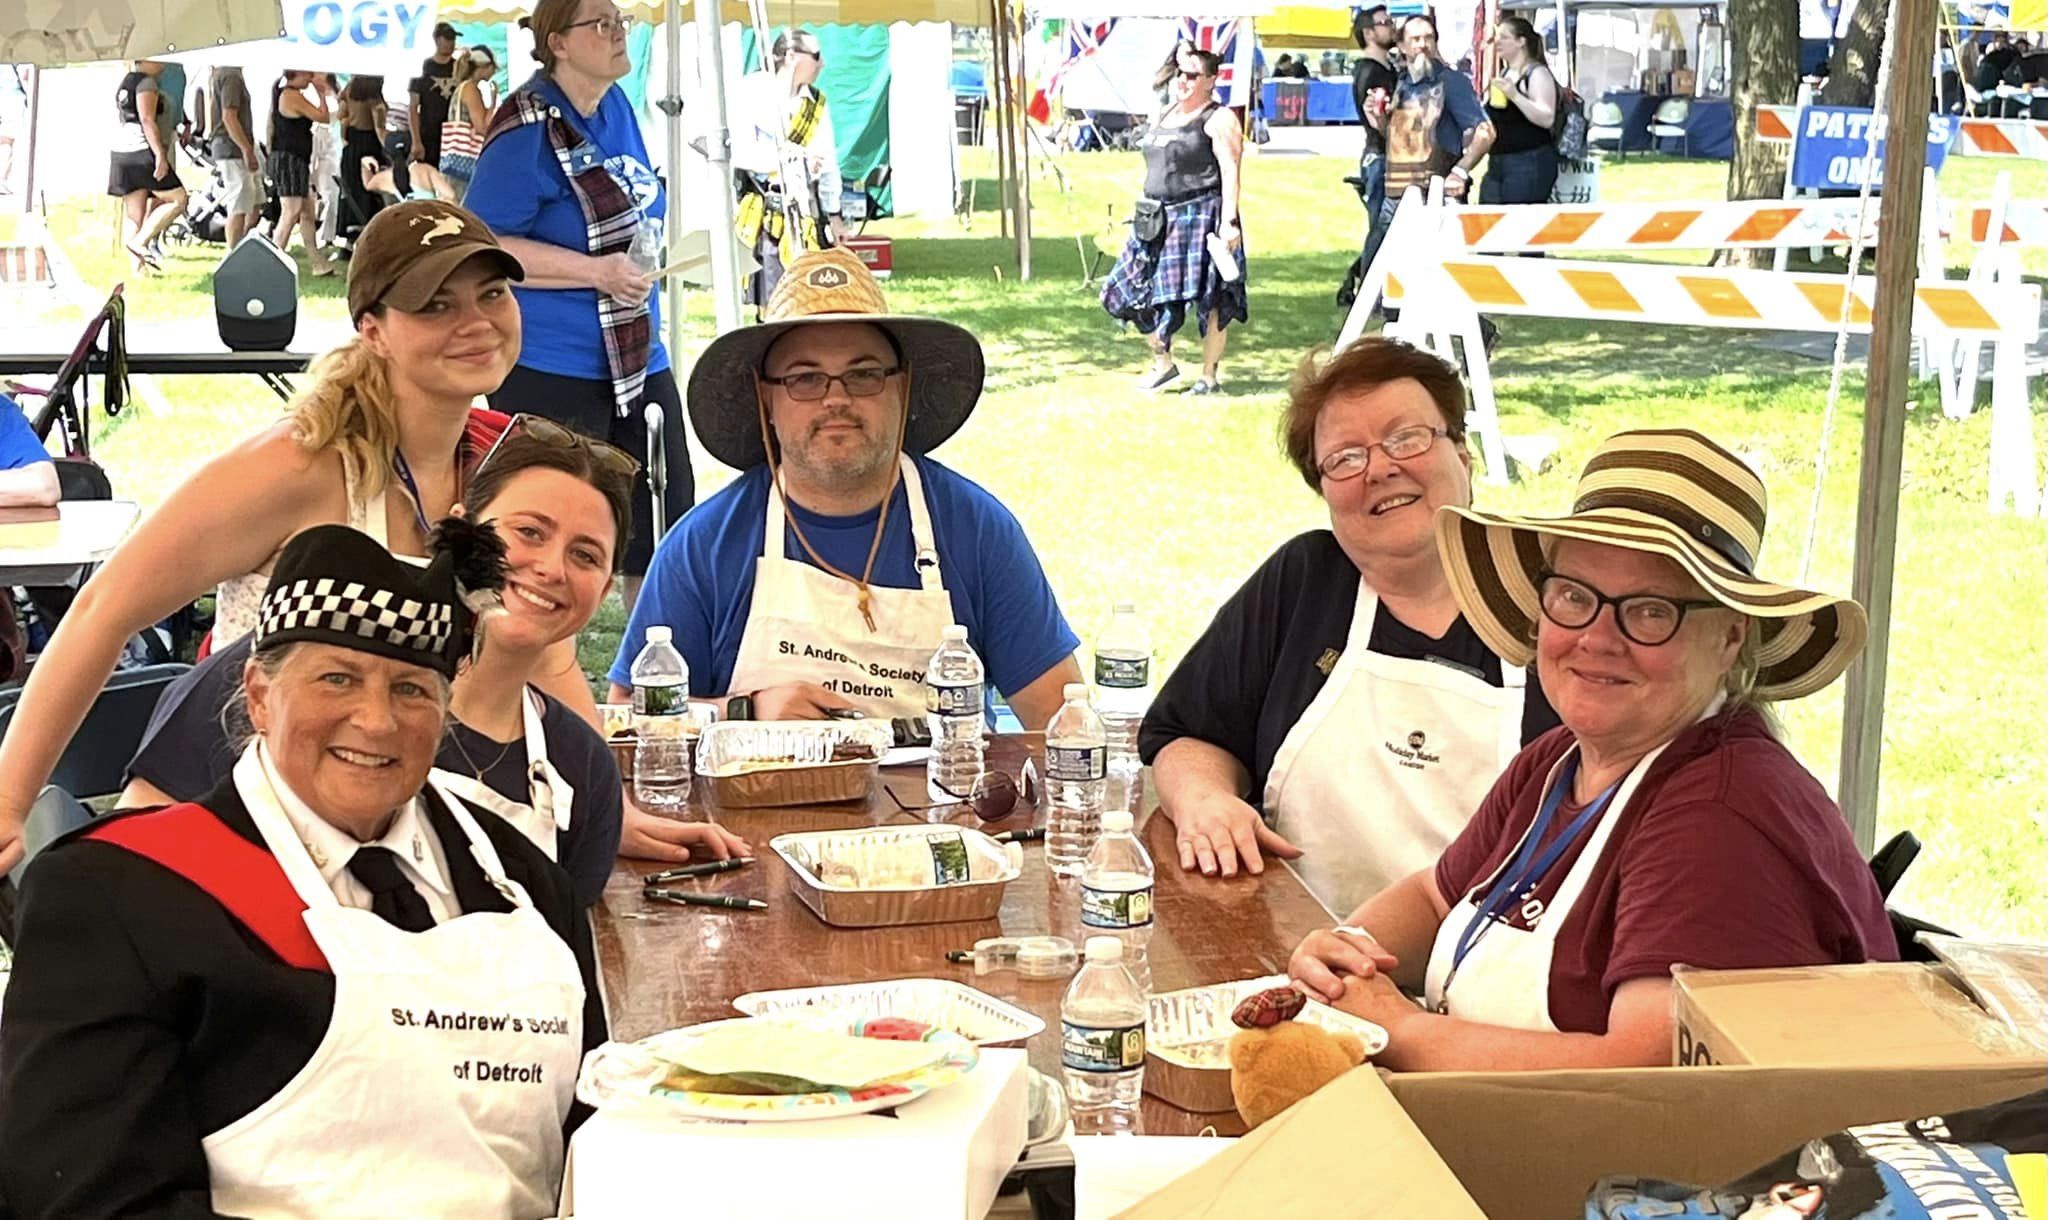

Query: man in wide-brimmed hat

[1285,428,1896,1072]
[606,248,1082,729]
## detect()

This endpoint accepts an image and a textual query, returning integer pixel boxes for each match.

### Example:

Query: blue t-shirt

[0,395,52,472]
[464,74,669,381]
[609,458,1079,709]
[1396,60,1490,167]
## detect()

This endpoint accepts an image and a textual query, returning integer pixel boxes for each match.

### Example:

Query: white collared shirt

[259,748,461,925]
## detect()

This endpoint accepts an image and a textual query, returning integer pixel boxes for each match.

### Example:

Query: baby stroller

[164,137,228,248]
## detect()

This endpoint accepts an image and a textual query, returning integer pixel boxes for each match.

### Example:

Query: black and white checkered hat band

[258,577,455,656]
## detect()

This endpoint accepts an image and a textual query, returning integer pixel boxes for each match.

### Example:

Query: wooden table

[0,500,139,585]
[592,733,1334,1136]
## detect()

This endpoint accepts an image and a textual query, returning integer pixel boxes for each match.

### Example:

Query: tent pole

[1554,0,1570,85]
[1837,0,1935,856]
[23,66,38,208]
[1012,1,1031,279]
[990,0,1012,242]
[695,0,744,331]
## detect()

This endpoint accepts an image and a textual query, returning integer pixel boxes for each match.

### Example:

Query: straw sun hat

[1435,429,1869,702]
[685,247,986,471]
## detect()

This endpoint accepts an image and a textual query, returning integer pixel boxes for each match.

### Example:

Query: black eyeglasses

[564,11,634,37]
[1537,572,1725,647]
[1178,69,1211,80]
[473,413,641,484]
[1316,425,1449,481]
[887,761,1039,823]
[760,366,901,401]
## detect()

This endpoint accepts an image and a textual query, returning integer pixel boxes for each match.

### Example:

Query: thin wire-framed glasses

[760,366,902,401]
[1537,572,1724,647]
[887,761,1040,823]
[1316,425,1448,481]
[565,11,635,37]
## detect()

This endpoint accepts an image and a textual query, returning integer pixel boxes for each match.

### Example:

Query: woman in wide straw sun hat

[1286,428,1897,1072]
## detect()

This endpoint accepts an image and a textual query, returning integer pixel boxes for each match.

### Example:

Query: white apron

[1420,736,1673,1031]
[203,747,585,1219]
[727,454,956,719]
[1263,582,1525,917]
[432,685,576,861]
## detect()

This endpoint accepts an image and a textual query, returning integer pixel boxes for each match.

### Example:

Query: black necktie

[346,846,438,933]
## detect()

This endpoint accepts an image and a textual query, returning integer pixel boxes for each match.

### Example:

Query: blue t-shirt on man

[609,457,1079,710]
[0,394,53,472]
[464,74,669,381]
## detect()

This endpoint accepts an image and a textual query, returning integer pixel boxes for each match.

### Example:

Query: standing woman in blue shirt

[465,0,692,612]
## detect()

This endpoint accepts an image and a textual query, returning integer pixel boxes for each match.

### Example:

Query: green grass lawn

[22,147,2048,940]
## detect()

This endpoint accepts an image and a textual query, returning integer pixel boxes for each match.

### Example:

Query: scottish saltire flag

[1179,18,1259,109]
[1049,18,1118,95]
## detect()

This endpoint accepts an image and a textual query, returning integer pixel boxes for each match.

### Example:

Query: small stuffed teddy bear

[1227,986,1369,1129]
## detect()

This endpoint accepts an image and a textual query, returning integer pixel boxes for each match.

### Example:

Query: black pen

[645,889,768,911]
[992,827,1046,843]
[644,857,754,885]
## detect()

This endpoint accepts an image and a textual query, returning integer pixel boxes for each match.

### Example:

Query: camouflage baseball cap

[346,199,524,323]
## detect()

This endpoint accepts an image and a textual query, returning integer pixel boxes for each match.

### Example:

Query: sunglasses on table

[887,760,1040,823]
[1536,572,1724,647]
[759,366,902,401]
[472,413,642,483]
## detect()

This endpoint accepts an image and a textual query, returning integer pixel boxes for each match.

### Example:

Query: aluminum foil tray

[770,824,1024,927]
[1142,974,1389,1113]
[695,720,895,808]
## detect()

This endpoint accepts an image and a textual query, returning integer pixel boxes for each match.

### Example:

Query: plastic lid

[1063,682,1090,702]
[1103,810,1135,834]
[645,625,672,644]
[1084,936,1123,962]
[942,624,969,642]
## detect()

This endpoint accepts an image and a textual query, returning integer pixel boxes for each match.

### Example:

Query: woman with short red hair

[1142,339,1556,916]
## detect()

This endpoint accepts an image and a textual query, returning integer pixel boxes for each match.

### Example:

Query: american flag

[1049,18,1118,96]
[1179,18,1256,109]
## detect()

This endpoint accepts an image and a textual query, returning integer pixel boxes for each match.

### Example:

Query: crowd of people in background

[1963,30,2048,117]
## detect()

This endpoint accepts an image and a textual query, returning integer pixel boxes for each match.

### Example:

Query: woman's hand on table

[1287,926,1401,1004]
[1332,971,1427,1044]
[1172,790,1301,877]
[592,253,653,306]
[617,801,752,863]
[750,682,856,721]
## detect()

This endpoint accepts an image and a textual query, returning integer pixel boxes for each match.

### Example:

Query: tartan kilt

[1100,191,1248,331]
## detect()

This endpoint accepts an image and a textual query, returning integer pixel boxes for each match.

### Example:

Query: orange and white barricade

[1341,185,2042,515]
[1757,105,2048,161]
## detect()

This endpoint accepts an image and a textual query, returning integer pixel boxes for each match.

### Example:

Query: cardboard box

[1672,68,1698,95]
[560,1047,1029,1219]
[1115,1061,2042,1220]
[1672,963,2044,1068]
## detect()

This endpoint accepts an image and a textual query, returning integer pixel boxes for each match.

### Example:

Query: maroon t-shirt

[1434,707,1897,1035]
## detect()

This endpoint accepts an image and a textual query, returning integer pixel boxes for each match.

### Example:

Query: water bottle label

[1047,745,1106,782]
[634,683,687,717]
[927,833,970,885]
[928,682,982,718]
[1081,885,1153,929]
[1061,1020,1146,1073]
[1095,655,1150,689]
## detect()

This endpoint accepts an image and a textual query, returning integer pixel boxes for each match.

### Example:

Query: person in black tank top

[1478,17,1560,209]
[107,60,189,274]
[267,71,337,277]
[1099,47,1248,395]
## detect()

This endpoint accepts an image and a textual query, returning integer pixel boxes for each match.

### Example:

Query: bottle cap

[646,625,672,644]
[1063,682,1090,702]
[1103,810,1135,834]
[942,624,968,642]
[1084,936,1123,962]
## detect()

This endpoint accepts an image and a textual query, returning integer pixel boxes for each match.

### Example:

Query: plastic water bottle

[1093,603,1153,809]
[1061,936,1147,1132]
[926,624,986,798]
[1081,810,1154,993]
[629,626,691,813]
[1046,682,1107,877]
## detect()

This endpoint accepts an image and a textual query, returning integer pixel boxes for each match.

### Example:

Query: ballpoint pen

[991,827,1047,844]
[644,857,754,885]
[644,889,768,911]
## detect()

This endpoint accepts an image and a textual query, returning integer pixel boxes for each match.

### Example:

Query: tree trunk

[1821,0,1888,106]
[1726,0,1800,223]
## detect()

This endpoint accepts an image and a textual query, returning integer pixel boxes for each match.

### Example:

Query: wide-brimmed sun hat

[686,247,985,470]
[1435,428,1868,701]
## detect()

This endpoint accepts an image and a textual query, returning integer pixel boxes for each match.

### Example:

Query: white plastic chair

[1588,100,1628,158]
[1648,97,1692,156]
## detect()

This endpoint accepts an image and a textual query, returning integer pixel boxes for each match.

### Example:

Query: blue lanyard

[391,439,470,543]
[1447,756,1618,981]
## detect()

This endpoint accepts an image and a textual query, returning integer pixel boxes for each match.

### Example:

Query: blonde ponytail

[286,338,400,501]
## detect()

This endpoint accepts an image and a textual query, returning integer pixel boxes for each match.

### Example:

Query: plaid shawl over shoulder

[484,86,650,418]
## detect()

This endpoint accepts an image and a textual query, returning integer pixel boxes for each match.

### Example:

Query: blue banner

[1789,106,1958,191]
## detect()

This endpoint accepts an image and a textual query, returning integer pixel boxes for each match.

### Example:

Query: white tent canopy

[3,0,285,67]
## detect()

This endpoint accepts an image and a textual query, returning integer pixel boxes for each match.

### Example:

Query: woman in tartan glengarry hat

[0,518,608,1218]
[1101,45,1249,396]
